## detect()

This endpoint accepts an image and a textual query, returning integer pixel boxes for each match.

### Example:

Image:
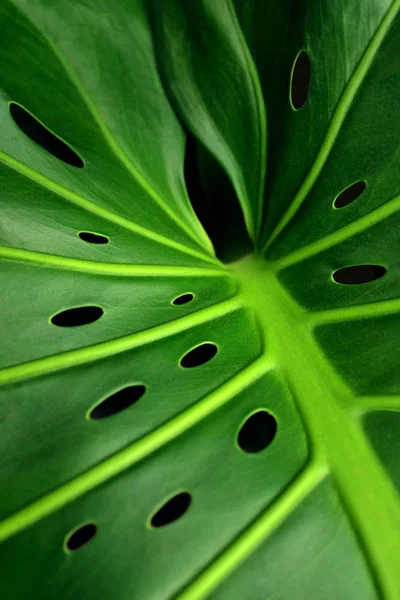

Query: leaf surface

[1,1,400,599]
[153,0,266,240]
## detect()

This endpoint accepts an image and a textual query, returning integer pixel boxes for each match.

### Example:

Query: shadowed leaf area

[0,1,399,599]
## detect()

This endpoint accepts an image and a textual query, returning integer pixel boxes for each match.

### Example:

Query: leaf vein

[0,150,218,265]
[272,194,400,270]
[0,246,227,277]
[0,296,242,386]
[0,352,273,543]
[263,0,400,252]
[176,463,327,600]
[9,0,208,249]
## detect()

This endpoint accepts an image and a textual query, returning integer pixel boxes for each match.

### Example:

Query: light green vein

[12,1,211,252]
[234,256,400,599]
[0,296,242,386]
[262,0,400,253]
[228,0,267,240]
[351,396,400,415]
[0,246,227,277]
[0,352,273,543]
[308,297,400,326]
[177,462,327,600]
[272,193,400,270]
[0,149,218,266]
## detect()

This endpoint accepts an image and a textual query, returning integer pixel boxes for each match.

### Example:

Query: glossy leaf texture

[0,1,399,600]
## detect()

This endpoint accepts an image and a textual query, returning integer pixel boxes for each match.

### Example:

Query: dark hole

[184,134,253,263]
[237,410,277,453]
[78,231,109,244]
[90,385,146,419]
[291,51,311,110]
[9,102,84,168]
[51,306,103,327]
[180,342,218,368]
[334,181,366,209]
[333,265,387,284]
[173,293,194,306]
[150,492,192,528]
[66,523,97,551]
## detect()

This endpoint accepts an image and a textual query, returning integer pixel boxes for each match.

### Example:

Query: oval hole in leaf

[9,102,84,168]
[51,306,104,327]
[334,181,366,209]
[78,231,109,244]
[65,523,97,551]
[237,410,277,453]
[89,385,146,419]
[172,293,194,306]
[180,342,218,368]
[290,51,311,110]
[333,265,387,284]
[150,492,192,528]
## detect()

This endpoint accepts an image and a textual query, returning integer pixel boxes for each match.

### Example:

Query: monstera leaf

[1,0,400,598]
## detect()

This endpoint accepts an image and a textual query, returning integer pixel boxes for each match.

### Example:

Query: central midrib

[232,255,400,599]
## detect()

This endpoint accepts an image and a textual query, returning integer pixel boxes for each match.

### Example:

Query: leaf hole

[237,410,277,453]
[89,385,146,419]
[65,523,97,551]
[333,181,366,209]
[9,102,84,168]
[290,51,311,110]
[51,306,104,327]
[333,265,387,284]
[180,342,218,368]
[172,293,194,306]
[150,492,192,528]
[78,231,109,244]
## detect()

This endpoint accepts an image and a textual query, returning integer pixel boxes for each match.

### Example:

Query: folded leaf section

[0,0,211,253]
[237,0,394,247]
[152,0,266,241]
[267,6,400,260]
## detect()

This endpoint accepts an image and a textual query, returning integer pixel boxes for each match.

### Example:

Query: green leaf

[153,0,266,240]
[1,1,399,599]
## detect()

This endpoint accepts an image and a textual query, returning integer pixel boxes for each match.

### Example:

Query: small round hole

[180,342,218,368]
[51,305,103,327]
[89,385,146,419]
[333,265,387,284]
[150,492,192,528]
[334,181,366,209]
[78,231,109,244]
[237,410,277,453]
[172,293,194,306]
[65,523,97,551]
[290,50,311,110]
